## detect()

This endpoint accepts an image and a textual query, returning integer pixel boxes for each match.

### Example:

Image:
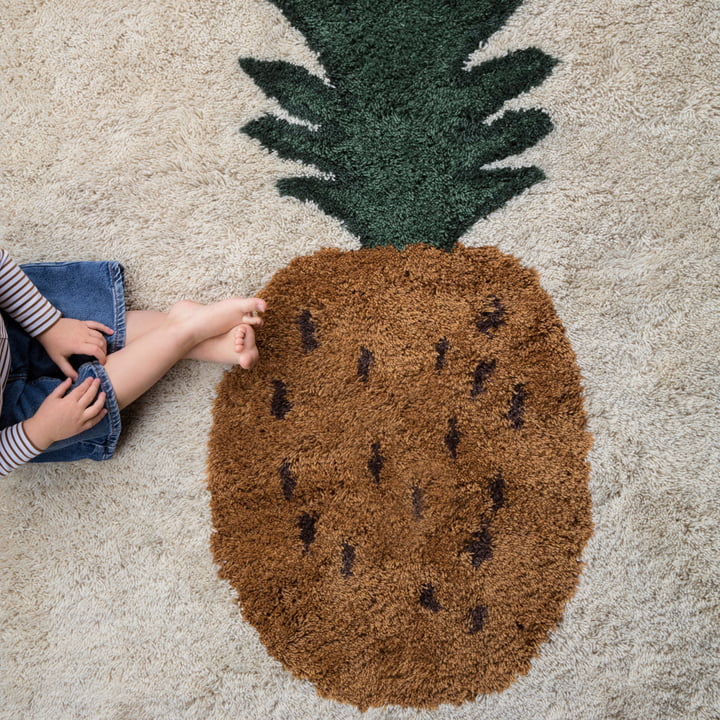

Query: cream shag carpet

[1,0,718,718]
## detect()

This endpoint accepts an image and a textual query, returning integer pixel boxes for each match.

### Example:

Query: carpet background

[1,0,718,718]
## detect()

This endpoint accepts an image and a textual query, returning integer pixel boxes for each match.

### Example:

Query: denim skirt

[0,261,126,463]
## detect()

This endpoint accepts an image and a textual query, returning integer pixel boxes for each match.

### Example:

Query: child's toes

[235,324,256,354]
[235,325,258,368]
[241,313,264,327]
[234,325,247,352]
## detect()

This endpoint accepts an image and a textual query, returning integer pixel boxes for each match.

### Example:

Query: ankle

[165,307,203,352]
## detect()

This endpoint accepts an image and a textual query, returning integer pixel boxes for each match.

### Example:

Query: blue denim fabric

[0,261,126,462]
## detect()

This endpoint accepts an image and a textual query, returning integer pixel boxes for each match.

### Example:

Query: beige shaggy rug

[1,0,719,718]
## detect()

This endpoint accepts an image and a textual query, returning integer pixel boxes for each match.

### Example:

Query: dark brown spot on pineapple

[420,583,441,612]
[271,380,292,419]
[357,347,374,381]
[297,309,319,351]
[489,471,505,511]
[471,360,496,398]
[368,442,384,484]
[445,418,461,458]
[508,383,525,429]
[477,296,506,336]
[412,485,424,519]
[279,460,297,500]
[464,527,493,568]
[298,512,317,552]
[341,542,356,577]
[435,338,449,370]
[469,605,488,634]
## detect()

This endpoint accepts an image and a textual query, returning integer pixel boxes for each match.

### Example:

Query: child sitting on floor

[0,248,265,476]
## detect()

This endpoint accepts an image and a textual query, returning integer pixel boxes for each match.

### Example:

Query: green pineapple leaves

[241,0,558,250]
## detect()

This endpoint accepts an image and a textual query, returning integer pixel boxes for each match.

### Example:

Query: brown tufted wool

[208,244,593,710]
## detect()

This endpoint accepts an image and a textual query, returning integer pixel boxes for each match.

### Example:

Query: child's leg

[126,310,260,365]
[104,298,264,410]
[124,310,166,341]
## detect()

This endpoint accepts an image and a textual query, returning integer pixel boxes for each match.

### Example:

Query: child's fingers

[53,354,78,381]
[89,408,108,429]
[69,377,100,404]
[85,391,107,419]
[81,405,108,431]
[86,321,114,335]
[80,378,103,408]
[86,330,108,351]
[50,377,74,398]
[83,340,107,365]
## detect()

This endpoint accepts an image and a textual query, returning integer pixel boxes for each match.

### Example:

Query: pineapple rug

[1,0,718,719]
[208,2,593,708]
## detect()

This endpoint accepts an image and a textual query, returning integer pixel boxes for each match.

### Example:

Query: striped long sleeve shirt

[0,249,62,475]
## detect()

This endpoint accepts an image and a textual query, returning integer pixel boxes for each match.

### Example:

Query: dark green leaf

[239,58,336,124]
[240,1,558,249]
[244,116,336,173]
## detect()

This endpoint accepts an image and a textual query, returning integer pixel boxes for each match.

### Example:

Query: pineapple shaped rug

[208,0,593,710]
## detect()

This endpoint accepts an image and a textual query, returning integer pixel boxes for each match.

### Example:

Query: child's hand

[37,318,114,380]
[23,377,107,452]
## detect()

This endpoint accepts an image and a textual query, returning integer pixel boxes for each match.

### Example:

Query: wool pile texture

[209,244,593,709]
[1,1,718,719]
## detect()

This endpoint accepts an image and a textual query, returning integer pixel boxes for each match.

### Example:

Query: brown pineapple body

[208,244,592,709]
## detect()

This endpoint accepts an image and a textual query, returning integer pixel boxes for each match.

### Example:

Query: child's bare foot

[168,298,266,348]
[235,324,259,369]
[184,322,260,366]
